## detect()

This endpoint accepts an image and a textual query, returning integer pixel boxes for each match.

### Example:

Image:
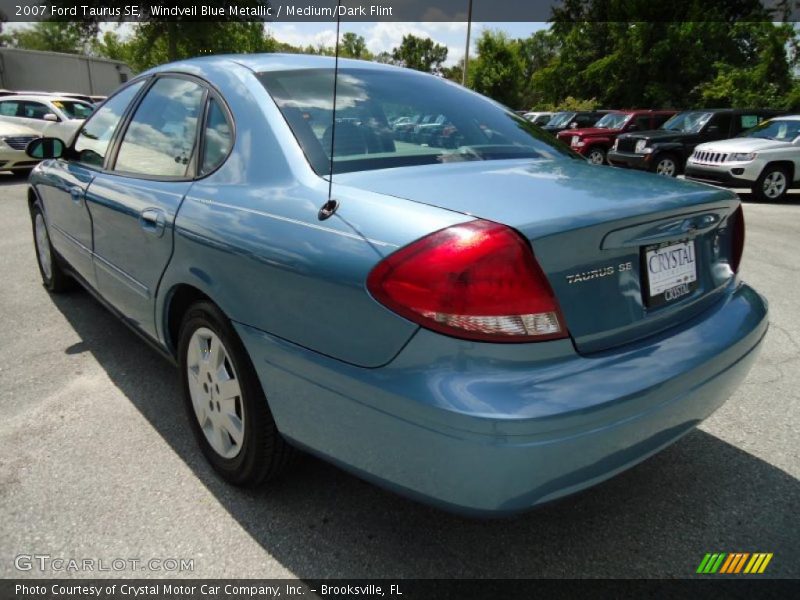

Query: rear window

[259,68,578,175]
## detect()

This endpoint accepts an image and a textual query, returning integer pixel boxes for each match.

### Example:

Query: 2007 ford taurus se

[25,54,767,515]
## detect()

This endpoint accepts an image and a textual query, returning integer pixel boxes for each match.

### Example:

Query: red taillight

[731,205,745,274]
[367,220,568,342]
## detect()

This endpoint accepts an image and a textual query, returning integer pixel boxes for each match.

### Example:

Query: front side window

[73,79,146,168]
[115,77,205,177]
[21,102,52,120]
[53,100,94,120]
[660,111,713,133]
[261,68,578,175]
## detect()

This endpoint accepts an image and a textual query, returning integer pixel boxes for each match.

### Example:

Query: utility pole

[462,0,473,86]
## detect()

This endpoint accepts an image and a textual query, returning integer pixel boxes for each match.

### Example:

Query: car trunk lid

[335,158,741,353]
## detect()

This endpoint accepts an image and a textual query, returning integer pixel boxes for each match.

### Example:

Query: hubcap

[763,171,787,199]
[589,150,604,164]
[656,158,676,176]
[34,213,52,280]
[186,327,244,459]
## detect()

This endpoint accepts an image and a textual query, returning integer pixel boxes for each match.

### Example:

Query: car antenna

[319,0,342,221]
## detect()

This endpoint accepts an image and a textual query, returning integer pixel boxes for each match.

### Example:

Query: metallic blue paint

[29,54,768,514]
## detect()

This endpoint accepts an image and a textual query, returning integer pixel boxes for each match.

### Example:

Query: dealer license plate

[643,240,697,307]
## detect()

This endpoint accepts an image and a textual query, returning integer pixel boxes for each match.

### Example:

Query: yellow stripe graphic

[749,554,766,573]
[744,554,759,574]
[758,553,773,573]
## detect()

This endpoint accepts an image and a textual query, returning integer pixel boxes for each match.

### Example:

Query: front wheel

[178,301,294,487]
[30,201,73,292]
[586,147,606,165]
[753,166,790,202]
[653,153,679,177]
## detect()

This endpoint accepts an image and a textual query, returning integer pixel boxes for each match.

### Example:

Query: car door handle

[69,186,83,203]
[139,208,166,237]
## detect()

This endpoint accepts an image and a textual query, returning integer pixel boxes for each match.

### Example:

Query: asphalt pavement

[0,173,798,578]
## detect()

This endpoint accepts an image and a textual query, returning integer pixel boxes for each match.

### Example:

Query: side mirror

[26,137,65,159]
[707,124,720,134]
[43,113,59,122]
[570,122,578,129]
[627,124,638,131]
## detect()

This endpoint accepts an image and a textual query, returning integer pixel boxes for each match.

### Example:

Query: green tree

[1,22,92,54]
[391,34,448,74]
[340,32,370,59]
[468,30,525,109]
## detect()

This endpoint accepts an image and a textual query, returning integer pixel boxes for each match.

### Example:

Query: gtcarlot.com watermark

[15,554,194,573]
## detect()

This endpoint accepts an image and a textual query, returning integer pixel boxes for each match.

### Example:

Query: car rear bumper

[607,150,650,170]
[235,282,768,516]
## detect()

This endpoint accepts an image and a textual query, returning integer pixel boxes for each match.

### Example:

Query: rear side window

[74,80,146,168]
[0,101,19,116]
[200,97,233,175]
[114,77,205,178]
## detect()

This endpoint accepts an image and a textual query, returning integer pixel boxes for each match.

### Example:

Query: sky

[263,21,550,65]
[5,21,550,67]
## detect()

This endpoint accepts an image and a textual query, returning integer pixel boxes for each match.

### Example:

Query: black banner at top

[0,0,799,23]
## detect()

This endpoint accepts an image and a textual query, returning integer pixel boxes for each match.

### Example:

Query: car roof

[0,94,92,104]
[766,114,800,121]
[147,53,407,76]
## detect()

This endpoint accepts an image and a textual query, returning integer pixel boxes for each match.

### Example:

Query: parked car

[524,111,554,126]
[685,115,800,202]
[556,110,676,164]
[608,108,782,177]
[541,110,611,135]
[0,94,94,141]
[0,121,41,173]
[26,54,767,515]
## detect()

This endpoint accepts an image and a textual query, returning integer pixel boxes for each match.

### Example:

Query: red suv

[557,110,676,164]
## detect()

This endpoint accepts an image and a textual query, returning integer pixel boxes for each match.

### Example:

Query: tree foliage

[390,34,448,74]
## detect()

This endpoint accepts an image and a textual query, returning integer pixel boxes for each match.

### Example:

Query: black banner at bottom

[3,579,800,600]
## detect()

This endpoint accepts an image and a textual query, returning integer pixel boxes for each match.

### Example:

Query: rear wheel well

[761,161,794,182]
[166,285,213,356]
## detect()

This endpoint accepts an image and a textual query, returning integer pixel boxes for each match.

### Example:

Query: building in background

[0,48,133,96]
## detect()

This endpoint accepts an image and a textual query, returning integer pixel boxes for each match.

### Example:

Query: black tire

[178,301,294,487]
[753,165,790,203]
[30,201,73,293]
[652,153,680,177]
[586,147,606,165]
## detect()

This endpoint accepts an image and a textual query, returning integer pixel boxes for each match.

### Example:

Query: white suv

[685,115,800,202]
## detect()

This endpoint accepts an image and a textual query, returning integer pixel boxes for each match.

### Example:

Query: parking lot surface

[1,174,798,578]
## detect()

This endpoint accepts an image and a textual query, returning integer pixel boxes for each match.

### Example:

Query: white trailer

[0,47,133,96]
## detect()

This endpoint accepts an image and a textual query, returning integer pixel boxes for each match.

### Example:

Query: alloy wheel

[588,149,605,164]
[762,171,787,199]
[655,158,677,176]
[34,213,52,281]
[186,327,245,459]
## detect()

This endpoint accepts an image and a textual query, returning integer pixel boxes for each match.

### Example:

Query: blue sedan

[25,54,767,515]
